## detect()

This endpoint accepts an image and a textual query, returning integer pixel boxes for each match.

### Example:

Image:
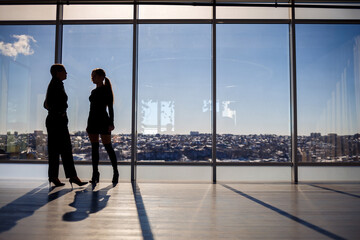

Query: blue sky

[62,24,133,134]
[217,24,290,135]
[297,24,360,135]
[138,24,212,135]
[0,25,55,134]
[0,23,359,136]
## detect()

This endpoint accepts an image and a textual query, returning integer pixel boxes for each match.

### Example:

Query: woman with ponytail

[86,68,119,184]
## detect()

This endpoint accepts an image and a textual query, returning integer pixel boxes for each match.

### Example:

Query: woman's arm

[108,103,115,131]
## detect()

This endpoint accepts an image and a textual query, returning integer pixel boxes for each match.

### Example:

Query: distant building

[190,131,199,136]
[310,133,321,138]
[328,133,338,137]
[34,130,43,136]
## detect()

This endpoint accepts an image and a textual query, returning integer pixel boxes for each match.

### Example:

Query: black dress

[87,85,114,135]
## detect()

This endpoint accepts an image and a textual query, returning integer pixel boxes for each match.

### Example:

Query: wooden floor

[0,180,359,240]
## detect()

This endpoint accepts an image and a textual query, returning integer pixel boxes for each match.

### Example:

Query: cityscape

[0,130,359,163]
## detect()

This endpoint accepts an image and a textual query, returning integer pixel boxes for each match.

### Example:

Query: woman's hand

[108,125,115,132]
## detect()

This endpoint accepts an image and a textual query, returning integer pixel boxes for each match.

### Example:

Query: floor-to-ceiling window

[297,24,360,163]
[215,6,292,181]
[0,24,55,160]
[137,24,212,162]
[217,24,290,163]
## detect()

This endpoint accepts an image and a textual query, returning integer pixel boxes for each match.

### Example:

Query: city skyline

[1,130,359,163]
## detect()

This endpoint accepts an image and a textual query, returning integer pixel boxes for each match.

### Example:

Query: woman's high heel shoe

[69,176,87,189]
[112,171,119,184]
[49,178,65,187]
[89,172,100,184]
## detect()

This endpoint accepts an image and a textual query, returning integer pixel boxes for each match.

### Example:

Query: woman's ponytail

[104,77,114,104]
[104,77,110,88]
[92,68,114,104]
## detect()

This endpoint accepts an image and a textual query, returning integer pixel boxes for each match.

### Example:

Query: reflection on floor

[0,180,359,240]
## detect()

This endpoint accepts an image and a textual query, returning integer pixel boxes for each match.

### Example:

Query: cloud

[0,34,37,59]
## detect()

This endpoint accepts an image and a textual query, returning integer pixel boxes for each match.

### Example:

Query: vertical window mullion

[290,0,298,183]
[212,0,217,183]
[131,2,139,182]
[55,3,63,63]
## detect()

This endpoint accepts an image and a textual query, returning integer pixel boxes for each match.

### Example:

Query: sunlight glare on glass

[63,5,133,20]
[0,5,56,20]
[296,8,360,19]
[139,5,212,19]
[216,7,290,19]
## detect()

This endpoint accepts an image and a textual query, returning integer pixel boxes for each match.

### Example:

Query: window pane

[139,5,212,19]
[138,24,212,162]
[296,8,360,20]
[0,25,55,161]
[217,24,290,162]
[63,5,133,20]
[297,24,360,162]
[0,5,56,21]
[62,25,133,162]
[216,7,290,19]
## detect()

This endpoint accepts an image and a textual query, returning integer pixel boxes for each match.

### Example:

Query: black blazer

[44,77,68,116]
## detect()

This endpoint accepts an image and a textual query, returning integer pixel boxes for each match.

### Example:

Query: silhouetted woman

[44,64,87,188]
[87,68,119,184]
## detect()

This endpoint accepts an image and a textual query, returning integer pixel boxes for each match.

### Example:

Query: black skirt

[87,113,111,135]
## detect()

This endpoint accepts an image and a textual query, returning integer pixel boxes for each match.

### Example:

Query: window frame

[1,2,360,184]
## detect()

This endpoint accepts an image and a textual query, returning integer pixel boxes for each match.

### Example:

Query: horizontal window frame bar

[0,20,290,24]
[294,19,360,24]
[293,3,360,9]
[1,2,283,6]
[0,20,56,25]
[216,19,291,24]
[62,19,134,24]
[137,19,212,24]
[298,162,360,166]
[3,19,360,24]
[1,160,360,166]
[1,1,360,10]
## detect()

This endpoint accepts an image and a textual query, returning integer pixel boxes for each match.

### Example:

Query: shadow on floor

[62,184,115,222]
[308,184,360,199]
[0,183,72,234]
[221,184,346,240]
[132,182,154,240]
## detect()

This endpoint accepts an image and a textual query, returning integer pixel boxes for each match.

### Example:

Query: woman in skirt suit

[87,68,119,184]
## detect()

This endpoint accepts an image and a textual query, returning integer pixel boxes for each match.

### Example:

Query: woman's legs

[101,134,119,182]
[89,134,100,181]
